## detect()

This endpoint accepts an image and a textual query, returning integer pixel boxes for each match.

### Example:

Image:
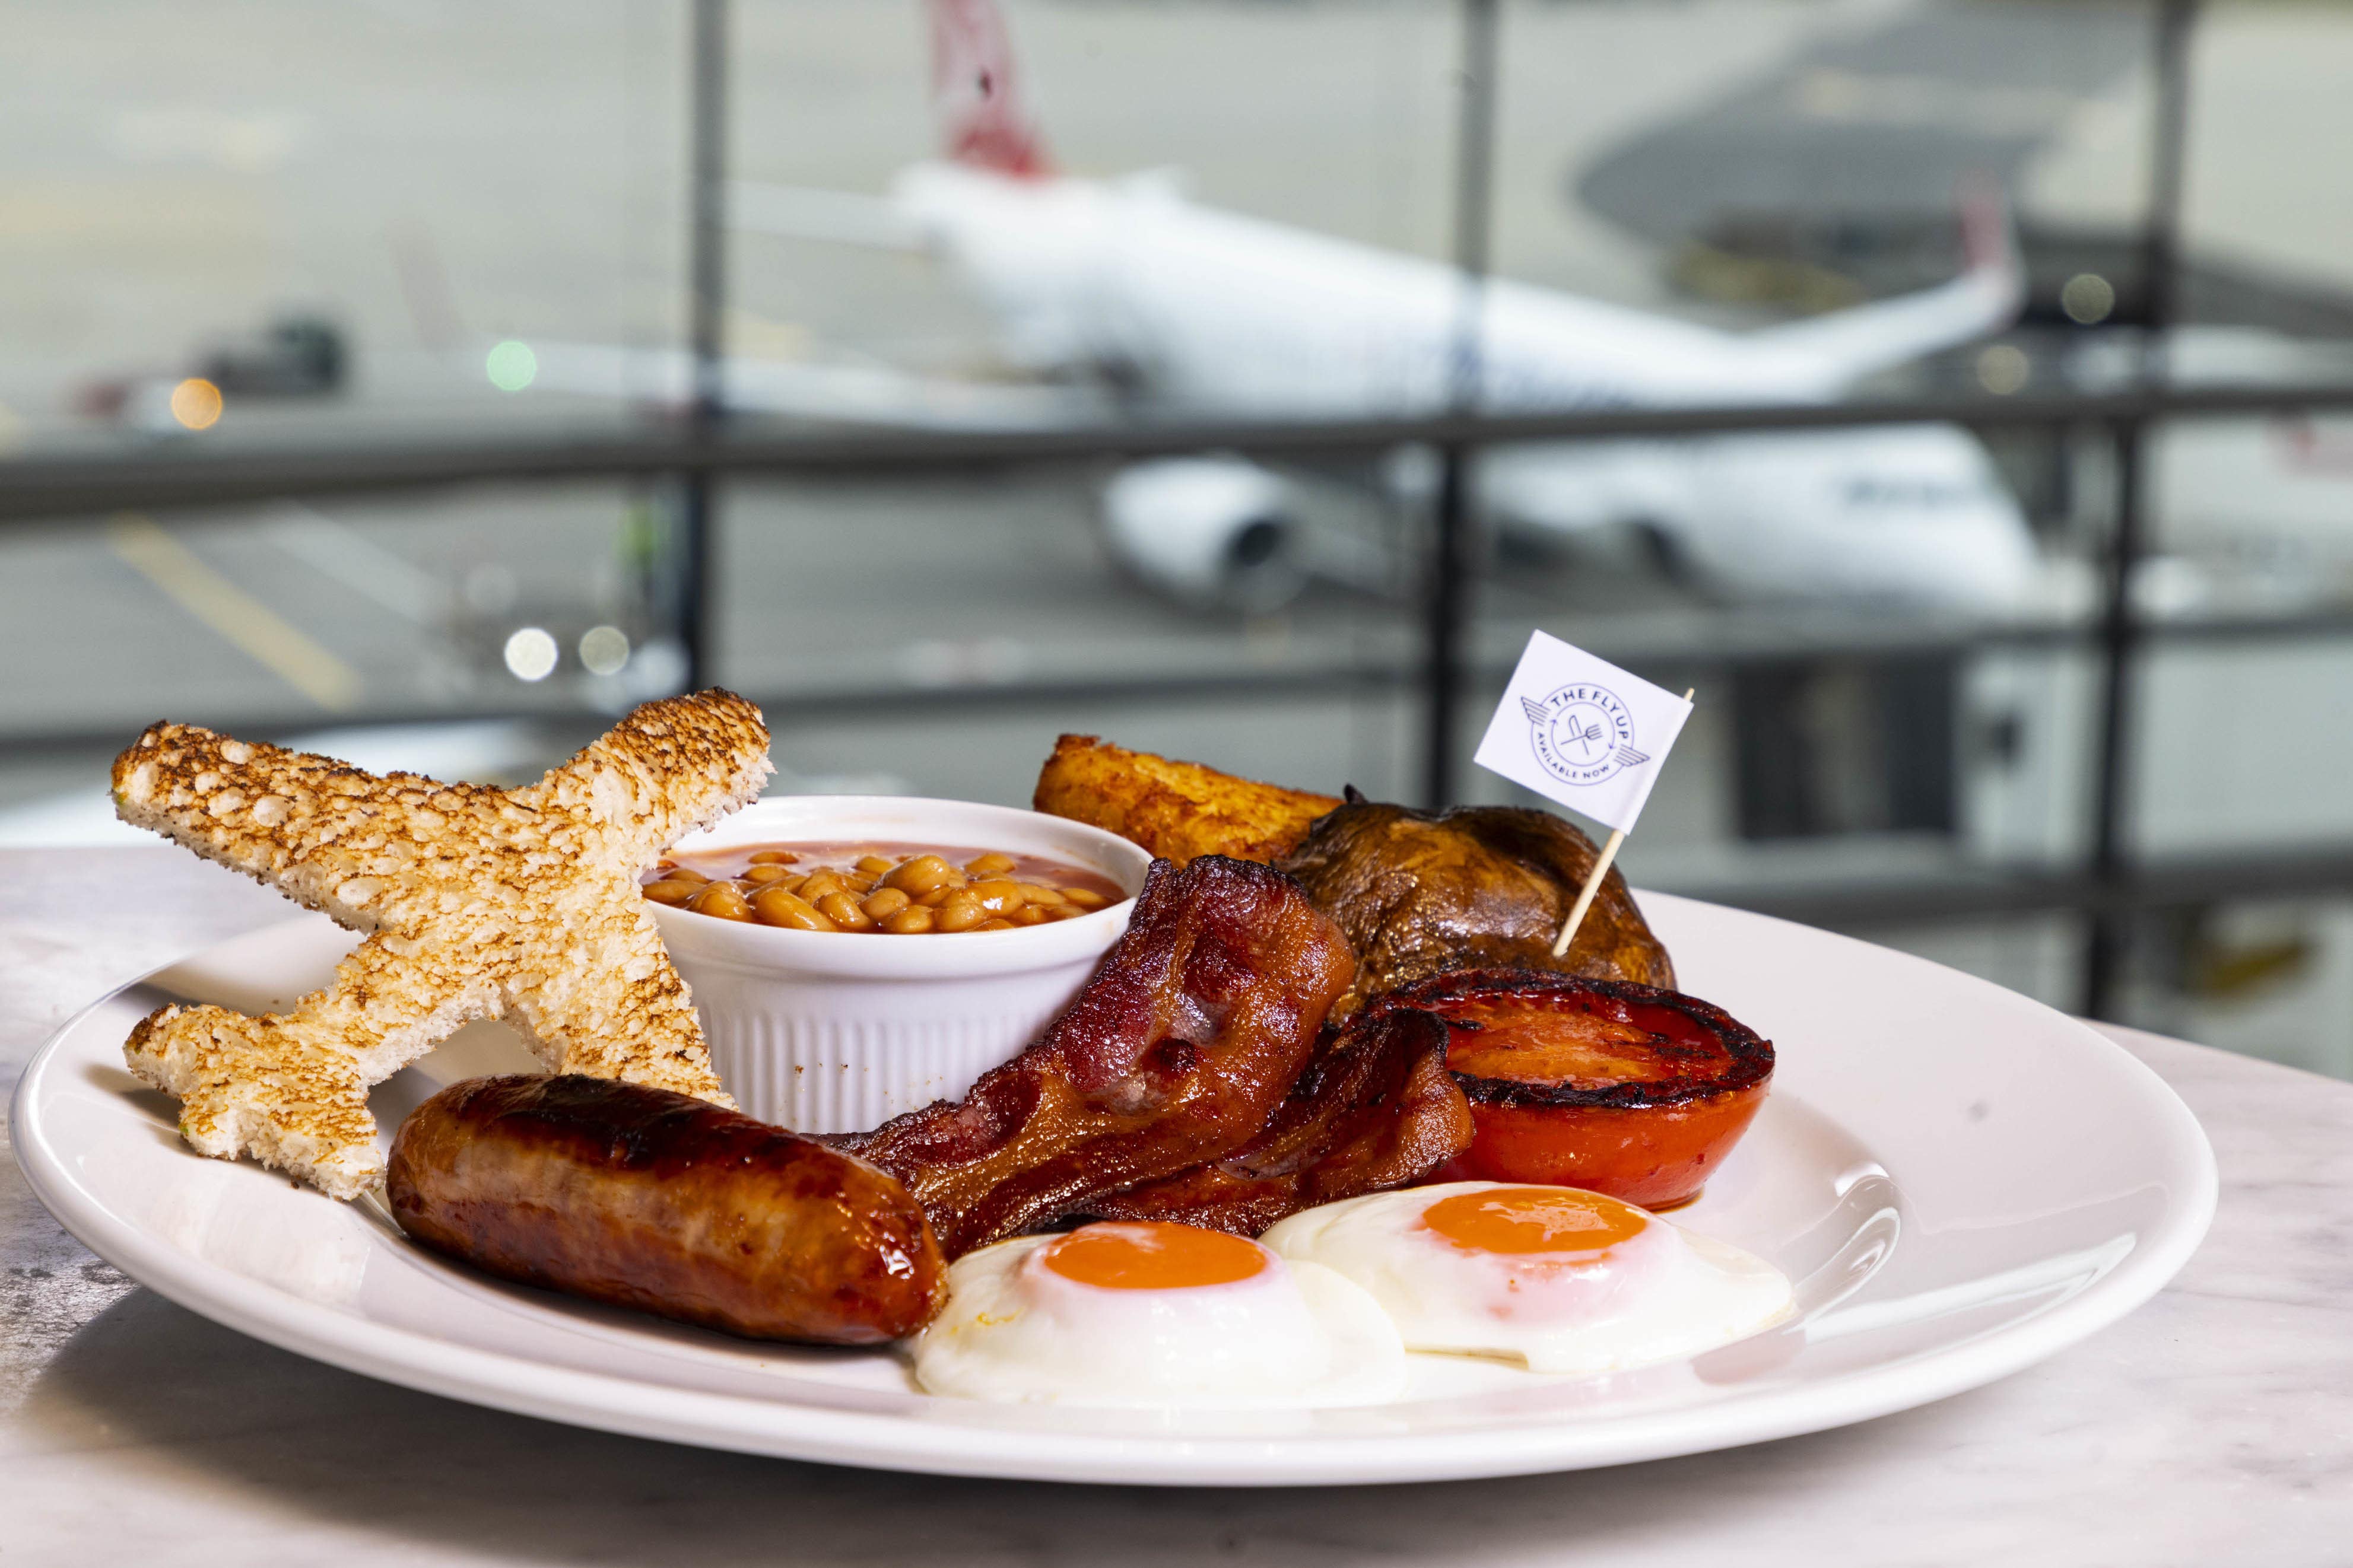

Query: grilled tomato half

[1370,969,1773,1208]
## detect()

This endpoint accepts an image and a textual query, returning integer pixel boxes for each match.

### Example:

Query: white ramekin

[651,796,1153,1135]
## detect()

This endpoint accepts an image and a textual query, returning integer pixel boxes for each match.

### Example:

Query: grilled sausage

[388,1074,944,1344]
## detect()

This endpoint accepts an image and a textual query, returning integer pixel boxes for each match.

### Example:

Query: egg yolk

[1039,1222,1269,1291]
[1422,1187,1651,1257]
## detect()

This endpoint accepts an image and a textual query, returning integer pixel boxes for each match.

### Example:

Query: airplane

[525,0,2046,617]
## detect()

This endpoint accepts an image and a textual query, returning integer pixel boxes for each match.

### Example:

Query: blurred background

[6,0,2353,1075]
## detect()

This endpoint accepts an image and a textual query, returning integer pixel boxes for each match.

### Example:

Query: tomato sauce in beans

[643,842,1127,934]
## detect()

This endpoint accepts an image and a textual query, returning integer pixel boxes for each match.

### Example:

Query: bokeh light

[1974,344,2031,395]
[168,378,223,431]
[578,624,631,676]
[502,626,558,681]
[2061,272,2117,325]
[485,340,538,393]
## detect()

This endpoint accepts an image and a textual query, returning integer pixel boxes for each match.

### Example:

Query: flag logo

[1476,631,1689,834]
[1519,683,1649,787]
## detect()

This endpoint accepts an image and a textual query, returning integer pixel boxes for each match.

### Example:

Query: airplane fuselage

[896,162,2039,609]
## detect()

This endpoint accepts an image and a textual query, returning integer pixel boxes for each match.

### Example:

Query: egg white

[913,1231,1406,1407]
[1260,1182,1796,1376]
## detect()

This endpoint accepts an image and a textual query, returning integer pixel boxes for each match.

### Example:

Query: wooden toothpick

[1550,688,1693,960]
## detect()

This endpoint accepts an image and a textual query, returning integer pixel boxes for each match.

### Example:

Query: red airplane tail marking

[928,0,1053,178]
[1956,170,2013,278]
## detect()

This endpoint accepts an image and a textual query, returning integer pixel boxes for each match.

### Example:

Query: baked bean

[934,889,986,933]
[749,887,836,931]
[663,866,712,886]
[1017,883,1066,906]
[1061,887,1107,910]
[641,879,703,907]
[965,852,1016,877]
[860,886,912,921]
[914,885,955,909]
[883,855,957,896]
[974,917,1016,931]
[883,907,936,935]
[742,863,799,885]
[855,854,896,877]
[1014,904,1052,926]
[747,850,799,866]
[687,882,754,922]
[969,880,1025,915]
[815,892,875,931]
[798,871,849,904]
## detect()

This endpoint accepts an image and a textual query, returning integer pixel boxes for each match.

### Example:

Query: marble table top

[4,847,2348,1565]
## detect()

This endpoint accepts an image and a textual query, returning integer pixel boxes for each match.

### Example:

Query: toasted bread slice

[1033,734,1339,866]
[114,689,773,1198]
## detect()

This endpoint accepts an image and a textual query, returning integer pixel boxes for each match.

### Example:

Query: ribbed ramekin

[652,796,1152,1135]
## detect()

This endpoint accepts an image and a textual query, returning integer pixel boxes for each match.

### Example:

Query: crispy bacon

[839,854,1356,1257]
[1083,1007,1472,1236]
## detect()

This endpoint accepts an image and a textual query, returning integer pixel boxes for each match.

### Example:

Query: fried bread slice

[114,689,774,1199]
[1032,733,1339,866]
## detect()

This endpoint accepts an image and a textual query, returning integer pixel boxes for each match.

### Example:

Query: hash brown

[1033,734,1339,866]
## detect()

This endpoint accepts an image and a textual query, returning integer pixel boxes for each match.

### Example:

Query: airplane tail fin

[1747,175,2024,387]
[928,0,1052,177]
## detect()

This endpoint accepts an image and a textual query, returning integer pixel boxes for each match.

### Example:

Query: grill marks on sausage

[1084,1007,1474,1237]
[839,855,1356,1257]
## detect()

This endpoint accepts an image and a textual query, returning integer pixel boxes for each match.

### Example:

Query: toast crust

[1032,734,1339,866]
[113,689,774,1198]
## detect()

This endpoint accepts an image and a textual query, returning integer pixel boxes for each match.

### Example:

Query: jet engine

[1099,456,1307,613]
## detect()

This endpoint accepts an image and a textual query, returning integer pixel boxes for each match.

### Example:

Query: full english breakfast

[112,706,1785,1404]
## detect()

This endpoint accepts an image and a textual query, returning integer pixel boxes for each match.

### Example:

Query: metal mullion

[2079,0,2199,1020]
[678,0,729,691]
[1425,0,1500,809]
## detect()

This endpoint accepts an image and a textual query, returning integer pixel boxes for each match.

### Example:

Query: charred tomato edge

[1367,966,1775,1109]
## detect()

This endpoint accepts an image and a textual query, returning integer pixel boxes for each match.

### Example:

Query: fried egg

[913,1220,1405,1407]
[1259,1182,1794,1376]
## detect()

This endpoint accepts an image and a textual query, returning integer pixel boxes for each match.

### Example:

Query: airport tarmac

[4,0,2353,1072]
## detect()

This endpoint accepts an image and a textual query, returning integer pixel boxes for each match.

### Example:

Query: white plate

[9,894,2215,1487]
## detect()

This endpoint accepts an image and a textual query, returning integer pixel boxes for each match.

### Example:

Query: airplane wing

[1742,185,2024,390]
[520,341,1109,431]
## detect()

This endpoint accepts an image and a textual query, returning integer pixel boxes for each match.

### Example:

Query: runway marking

[106,513,363,711]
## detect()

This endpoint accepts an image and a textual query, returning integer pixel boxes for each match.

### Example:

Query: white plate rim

[9,896,2218,1487]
